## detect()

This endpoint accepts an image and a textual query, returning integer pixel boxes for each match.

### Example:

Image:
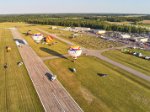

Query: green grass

[0,22,29,28]
[0,29,44,112]
[102,49,150,76]
[107,21,133,25]
[0,22,122,51]
[38,25,123,50]
[126,48,150,56]
[18,26,69,57]
[45,56,150,112]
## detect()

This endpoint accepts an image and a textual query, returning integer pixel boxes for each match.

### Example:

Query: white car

[50,75,57,81]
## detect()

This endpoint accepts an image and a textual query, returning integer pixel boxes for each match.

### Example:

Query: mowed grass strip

[0,29,44,112]
[0,22,29,28]
[38,25,122,50]
[45,56,150,112]
[102,50,150,76]
[18,26,69,57]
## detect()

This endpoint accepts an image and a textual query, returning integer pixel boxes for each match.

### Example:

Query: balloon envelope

[32,33,44,43]
[46,35,54,43]
[68,46,82,59]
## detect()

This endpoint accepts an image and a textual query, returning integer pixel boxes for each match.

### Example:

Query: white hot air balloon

[32,33,44,43]
[68,46,82,60]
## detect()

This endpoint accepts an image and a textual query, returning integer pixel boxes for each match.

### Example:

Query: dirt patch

[80,87,95,104]
[141,20,150,24]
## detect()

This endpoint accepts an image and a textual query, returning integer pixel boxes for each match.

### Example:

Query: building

[133,37,149,43]
[61,27,71,31]
[93,30,106,35]
[97,30,106,35]
[74,27,91,32]
[120,34,131,39]
[50,26,57,30]
[62,27,91,32]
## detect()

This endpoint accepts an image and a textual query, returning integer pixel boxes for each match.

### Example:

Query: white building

[120,34,131,39]
[74,27,91,32]
[62,27,91,32]
[62,27,72,31]
[133,37,149,43]
[50,26,57,30]
[93,30,106,35]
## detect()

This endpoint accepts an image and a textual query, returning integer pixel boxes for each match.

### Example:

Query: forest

[0,14,149,33]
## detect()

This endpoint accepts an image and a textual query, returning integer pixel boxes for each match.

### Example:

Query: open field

[0,22,122,50]
[18,25,69,57]
[107,21,133,25]
[102,49,150,76]
[141,20,150,24]
[0,22,29,28]
[0,29,44,112]
[37,25,122,50]
[1,22,150,112]
[45,56,150,112]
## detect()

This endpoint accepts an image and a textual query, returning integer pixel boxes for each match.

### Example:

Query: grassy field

[102,49,150,76]
[0,22,122,51]
[0,29,44,112]
[107,21,133,25]
[127,48,150,56]
[1,22,150,112]
[45,56,150,112]
[18,25,69,57]
[0,22,29,28]
[38,25,122,50]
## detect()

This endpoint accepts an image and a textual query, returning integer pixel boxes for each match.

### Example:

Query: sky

[0,0,150,14]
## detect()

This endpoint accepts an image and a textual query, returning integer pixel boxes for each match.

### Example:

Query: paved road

[11,28,83,112]
[37,28,150,82]
[85,50,150,82]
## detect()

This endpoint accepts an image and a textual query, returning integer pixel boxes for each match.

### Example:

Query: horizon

[0,0,150,14]
[0,12,149,16]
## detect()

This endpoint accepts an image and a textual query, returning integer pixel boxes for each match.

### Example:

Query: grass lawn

[38,25,122,50]
[0,22,29,28]
[107,21,133,25]
[126,48,150,56]
[0,22,122,51]
[18,26,69,57]
[0,29,44,112]
[102,49,150,76]
[45,56,150,112]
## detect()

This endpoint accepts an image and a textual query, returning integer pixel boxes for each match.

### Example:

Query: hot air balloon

[32,33,44,43]
[45,35,54,43]
[68,46,82,60]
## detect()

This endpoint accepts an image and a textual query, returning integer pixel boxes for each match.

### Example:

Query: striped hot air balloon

[45,35,54,43]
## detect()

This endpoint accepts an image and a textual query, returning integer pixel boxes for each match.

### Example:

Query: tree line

[0,14,149,33]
